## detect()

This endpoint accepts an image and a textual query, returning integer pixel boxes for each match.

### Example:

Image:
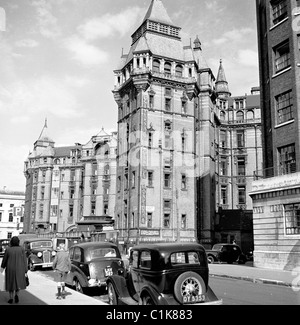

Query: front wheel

[107,282,118,305]
[73,278,84,294]
[29,261,35,271]
[207,255,215,264]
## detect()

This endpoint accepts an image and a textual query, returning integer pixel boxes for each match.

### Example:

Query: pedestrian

[52,243,71,300]
[0,236,28,304]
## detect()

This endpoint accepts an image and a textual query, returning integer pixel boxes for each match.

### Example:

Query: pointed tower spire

[215,59,231,98]
[193,35,202,51]
[142,0,174,25]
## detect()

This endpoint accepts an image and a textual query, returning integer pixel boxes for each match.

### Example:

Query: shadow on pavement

[0,288,47,305]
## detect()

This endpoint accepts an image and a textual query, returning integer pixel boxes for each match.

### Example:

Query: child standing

[52,243,71,300]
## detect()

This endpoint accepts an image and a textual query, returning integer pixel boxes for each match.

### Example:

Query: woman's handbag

[25,273,29,287]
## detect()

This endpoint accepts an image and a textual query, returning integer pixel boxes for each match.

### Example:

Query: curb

[210,273,296,288]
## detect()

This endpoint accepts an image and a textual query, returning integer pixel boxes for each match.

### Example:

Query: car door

[130,250,141,296]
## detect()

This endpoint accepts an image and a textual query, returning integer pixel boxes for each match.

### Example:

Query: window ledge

[270,17,289,31]
[272,67,292,78]
[274,119,294,129]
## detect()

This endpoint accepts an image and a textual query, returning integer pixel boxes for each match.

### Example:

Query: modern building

[23,121,117,235]
[250,0,300,270]
[214,60,262,253]
[0,188,25,239]
[112,0,219,248]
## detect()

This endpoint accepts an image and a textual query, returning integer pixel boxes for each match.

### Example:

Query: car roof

[25,238,53,242]
[131,242,205,253]
[71,241,118,249]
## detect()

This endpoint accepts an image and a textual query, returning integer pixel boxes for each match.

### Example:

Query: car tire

[29,261,35,271]
[174,271,206,304]
[107,282,118,305]
[207,255,215,264]
[73,278,84,294]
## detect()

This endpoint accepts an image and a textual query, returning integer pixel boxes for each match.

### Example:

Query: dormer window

[164,62,172,75]
[153,59,160,73]
[175,64,183,77]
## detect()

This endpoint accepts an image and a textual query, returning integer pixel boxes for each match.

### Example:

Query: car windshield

[30,241,52,249]
[88,247,117,260]
[212,245,223,251]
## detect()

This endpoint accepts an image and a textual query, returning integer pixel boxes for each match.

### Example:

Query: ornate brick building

[112,0,218,248]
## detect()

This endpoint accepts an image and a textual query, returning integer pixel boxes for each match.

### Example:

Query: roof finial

[44,117,48,128]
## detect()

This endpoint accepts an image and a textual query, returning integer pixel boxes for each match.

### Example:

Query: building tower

[215,61,262,253]
[112,0,218,248]
[250,0,300,270]
[24,121,117,235]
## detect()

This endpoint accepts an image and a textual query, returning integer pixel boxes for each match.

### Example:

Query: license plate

[104,267,113,277]
[183,294,205,304]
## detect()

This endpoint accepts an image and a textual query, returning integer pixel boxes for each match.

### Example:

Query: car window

[170,251,201,265]
[89,248,117,260]
[140,251,151,269]
[131,250,139,268]
[69,247,74,259]
[73,247,82,262]
[31,241,52,249]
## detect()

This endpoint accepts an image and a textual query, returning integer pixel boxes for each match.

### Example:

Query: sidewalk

[0,270,107,305]
[1,261,299,305]
[209,262,300,289]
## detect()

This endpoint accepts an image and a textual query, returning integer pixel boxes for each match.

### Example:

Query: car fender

[139,284,167,305]
[70,267,89,287]
[29,254,42,264]
[107,275,130,298]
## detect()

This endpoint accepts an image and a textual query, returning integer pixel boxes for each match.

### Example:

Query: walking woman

[0,236,28,304]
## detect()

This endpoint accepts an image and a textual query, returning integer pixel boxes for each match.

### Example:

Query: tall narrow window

[181,214,187,229]
[221,186,227,205]
[165,98,171,111]
[237,130,245,148]
[237,157,246,176]
[148,171,153,187]
[271,0,287,25]
[276,90,293,124]
[274,40,290,73]
[164,213,170,228]
[152,59,160,73]
[164,62,172,75]
[278,144,296,175]
[220,157,227,176]
[148,132,153,147]
[220,130,227,148]
[181,174,187,190]
[238,186,246,205]
[164,173,171,188]
[175,64,183,77]
[147,212,152,228]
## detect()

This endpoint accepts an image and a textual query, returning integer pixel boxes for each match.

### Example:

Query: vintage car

[23,238,56,271]
[206,243,247,264]
[106,242,222,305]
[0,239,10,257]
[65,241,125,293]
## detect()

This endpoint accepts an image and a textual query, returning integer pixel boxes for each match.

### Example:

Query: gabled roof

[142,0,174,25]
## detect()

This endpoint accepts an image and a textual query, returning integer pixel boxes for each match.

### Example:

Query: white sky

[0,0,259,192]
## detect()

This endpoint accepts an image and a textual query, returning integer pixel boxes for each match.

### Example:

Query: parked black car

[23,238,56,271]
[0,239,10,257]
[106,242,222,305]
[206,243,247,264]
[65,241,125,293]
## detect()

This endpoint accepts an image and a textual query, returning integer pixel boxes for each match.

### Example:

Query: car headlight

[37,252,42,258]
[52,251,56,256]
[88,278,97,286]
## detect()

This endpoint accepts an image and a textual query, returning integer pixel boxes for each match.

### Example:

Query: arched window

[220,111,226,121]
[175,64,183,77]
[236,111,244,122]
[164,61,172,75]
[152,59,160,73]
[247,110,254,120]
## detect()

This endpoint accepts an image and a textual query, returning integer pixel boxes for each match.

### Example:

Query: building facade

[215,60,262,253]
[0,188,25,239]
[23,122,117,235]
[250,0,300,270]
[112,0,218,248]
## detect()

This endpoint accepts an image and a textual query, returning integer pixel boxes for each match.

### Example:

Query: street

[36,267,300,305]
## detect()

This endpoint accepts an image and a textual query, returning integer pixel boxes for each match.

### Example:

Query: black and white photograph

[0,0,299,312]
